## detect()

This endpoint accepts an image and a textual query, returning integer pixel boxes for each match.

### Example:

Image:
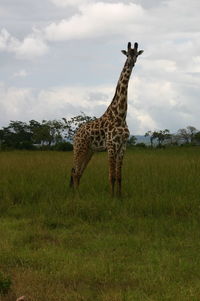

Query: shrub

[0,272,12,295]
[136,142,146,148]
[53,141,73,151]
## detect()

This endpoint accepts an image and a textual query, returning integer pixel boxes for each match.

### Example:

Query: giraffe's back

[73,116,129,153]
[73,118,107,152]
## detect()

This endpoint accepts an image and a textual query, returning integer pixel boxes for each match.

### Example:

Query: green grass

[1,148,200,301]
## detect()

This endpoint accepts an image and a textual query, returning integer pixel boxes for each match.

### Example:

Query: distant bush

[53,141,73,151]
[39,144,51,151]
[180,143,194,147]
[18,141,36,150]
[0,272,12,295]
[136,143,146,148]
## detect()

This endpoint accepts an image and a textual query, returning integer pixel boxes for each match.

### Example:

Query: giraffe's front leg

[116,144,126,197]
[107,147,117,197]
[114,127,129,197]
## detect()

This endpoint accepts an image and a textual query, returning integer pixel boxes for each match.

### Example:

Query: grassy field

[0,148,200,301]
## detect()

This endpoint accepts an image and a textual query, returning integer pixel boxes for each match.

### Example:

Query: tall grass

[0,148,200,301]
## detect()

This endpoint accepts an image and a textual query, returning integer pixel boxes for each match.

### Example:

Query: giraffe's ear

[121,50,127,56]
[138,50,144,56]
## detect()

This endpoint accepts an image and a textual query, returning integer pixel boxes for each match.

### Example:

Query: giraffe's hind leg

[70,148,93,189]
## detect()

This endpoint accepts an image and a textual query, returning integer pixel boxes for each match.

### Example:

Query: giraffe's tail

[69,167,75,188]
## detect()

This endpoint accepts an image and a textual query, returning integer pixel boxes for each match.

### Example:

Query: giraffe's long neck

[105,60,134,121]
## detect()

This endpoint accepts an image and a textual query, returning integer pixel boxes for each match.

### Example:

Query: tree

[127,135,137,147]
[177,126,198,144]
[145,129,171,147]
[186,126,198,143]
[177,128,190,144]
[194,131,200,145]
[0,129,4,150]
[145,130,156,147]
[153,129,171,147]
[1,121,33,149]
[31,119,65,147]
[63,112,97,141]
[0,113,101,151]
[43,120,64,146]
[29,120,42,144]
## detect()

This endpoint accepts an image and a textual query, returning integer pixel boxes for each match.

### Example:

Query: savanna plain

[0,148,200,301]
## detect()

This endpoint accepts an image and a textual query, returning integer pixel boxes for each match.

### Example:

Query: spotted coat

[70,42,143,196]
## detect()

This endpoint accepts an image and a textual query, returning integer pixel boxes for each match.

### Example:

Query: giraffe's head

[121,42,143,68]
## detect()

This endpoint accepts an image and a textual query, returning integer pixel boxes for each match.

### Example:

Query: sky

[0,0,200,134]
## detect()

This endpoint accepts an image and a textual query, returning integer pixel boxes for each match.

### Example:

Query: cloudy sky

[0,0,200,134]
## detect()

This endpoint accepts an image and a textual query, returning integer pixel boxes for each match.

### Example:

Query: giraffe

[70,42,143,196]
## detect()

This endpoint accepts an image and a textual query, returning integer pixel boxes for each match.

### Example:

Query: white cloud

[50,0,91,7]
[13,69,28,78]
[0,28,19,52]
[1,71,200,133]
[0,28,48,59]
[15,35,48,59]
[188,56,200,73]
[44,2,145,41]
[143,59,177,73]
[1,0,200,133]
[44,0,200,43]
[0,83,111,127]
[0,83,34,125]
[127,73,200,132]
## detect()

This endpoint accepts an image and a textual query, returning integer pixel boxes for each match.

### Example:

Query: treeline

[0,114,200,150]
[128,127,200,148]
[0,113,96,151]
[143,126,200,147]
